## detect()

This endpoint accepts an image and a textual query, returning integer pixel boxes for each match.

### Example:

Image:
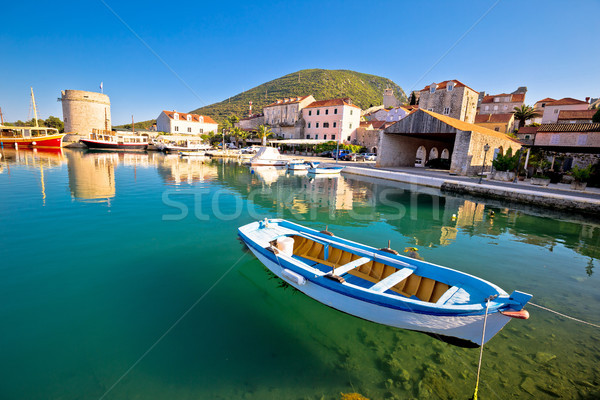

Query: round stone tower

[61,90,111,136]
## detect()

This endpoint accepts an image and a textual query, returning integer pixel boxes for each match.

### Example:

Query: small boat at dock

[287,160,312,170]
[246,146,287,167]
[0,126,64,148]
[80,130,148,151]
[238,219,532,346]
[307,162,344,175]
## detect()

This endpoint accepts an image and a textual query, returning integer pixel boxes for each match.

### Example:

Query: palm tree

[230,126,246,147]
[256,124,273,145]
[225,115,239,131]
[512,105,540,130]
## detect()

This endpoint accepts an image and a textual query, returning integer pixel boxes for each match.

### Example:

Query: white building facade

[301,98,361,143]
[156,110,218,135]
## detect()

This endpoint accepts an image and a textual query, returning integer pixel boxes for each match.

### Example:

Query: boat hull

[246,244,510,345]
[0,134,65,148]
[80,139,148,151]
[308,167,344,175]
[249,160,287,167]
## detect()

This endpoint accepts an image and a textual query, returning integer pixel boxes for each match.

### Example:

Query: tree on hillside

[512,105,540,130]
[225,115,239,131]
[593,109,600,123]
[256,125,273,146]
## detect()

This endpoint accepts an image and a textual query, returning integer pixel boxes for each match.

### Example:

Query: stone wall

[61,90,111,136]
[418,86,478,123]
[355,128,381,152]
[535,131,600,147]
[377,134,451,168]
[460,130,522,176]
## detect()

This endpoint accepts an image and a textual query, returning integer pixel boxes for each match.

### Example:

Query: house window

[174,113,179,120]
[349,123,352,129]
[428,108,433,112]
[306,134,311,139]
[332,135,335,140]
[174,126,179,132]
[323,122,329,128]
[187,127,192,132]
[307,122,311,128]
[577,134,588,145]
[187,115,191,121]
[317,110,320,116]
[333,122,337,128]
[315,134,319,139]
[484,106,489,111]
[199,129,203,134]
[504,105,508,110]
[430,86,436,93]
[494,127,499,132]
[334,109,338,114]
[494,98,500,103]
[550,134,559,144]
[324,135,327,140]
[347,136,351,141]
[541,104,546,108]
[350,110,353,115]
[325,109,329,115]
[447,82,454,91]
[493,105,499,111]
[309,110,312,116]
[316,122,319,128]
[524,135,530,139]
[443,107,450,115]
[554,109,559,113]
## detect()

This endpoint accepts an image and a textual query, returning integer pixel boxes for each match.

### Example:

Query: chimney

[586,97,590,103]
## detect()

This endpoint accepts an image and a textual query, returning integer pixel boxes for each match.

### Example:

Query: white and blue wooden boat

[238,219,532,345]
[287,160,315,171]
[307,162,344,175]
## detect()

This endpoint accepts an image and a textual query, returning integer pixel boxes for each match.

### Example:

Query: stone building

[383,88,400,108]
[302,98,361,143]
[474,113,515,133]
[418,80,479,123]
[557,109,596,124]
[378,109,521,175]
[237,114,265,131]
[541,98,590,124]
[355,120,392,153]
[478,92,526,116]
[61,90,111,136]
[263,95,315,139]
[370,106,412,123]
[530,98,556,124]
[156,110,218,135]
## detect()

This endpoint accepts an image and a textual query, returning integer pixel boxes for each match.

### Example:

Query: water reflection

[66,151,116,203]
[156,154,217,186]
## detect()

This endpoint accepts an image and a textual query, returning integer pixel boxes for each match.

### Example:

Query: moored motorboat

[80,130,148,151]
[246,146,287,166]
[238,219,532,346]
[287,160,312,170]
[307,162,344,175]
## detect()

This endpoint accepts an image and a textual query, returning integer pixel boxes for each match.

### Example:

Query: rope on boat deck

[528,302,600,329]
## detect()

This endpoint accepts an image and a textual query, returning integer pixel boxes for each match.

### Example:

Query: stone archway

[441,148,450,159]
[429,147,439,160]
[372,146,378,154]
[415,145,427,167]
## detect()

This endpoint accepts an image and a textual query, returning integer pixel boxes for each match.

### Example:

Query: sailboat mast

[0,107,4,124]
[131,115,135,134]
[31,87,39,127]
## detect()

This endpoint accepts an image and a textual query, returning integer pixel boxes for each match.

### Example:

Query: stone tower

[383,88,399,109]
[61,90,111,136]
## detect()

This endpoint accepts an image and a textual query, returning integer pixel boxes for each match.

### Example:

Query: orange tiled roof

[163,110,217,124]
[536,97,556,104]
[558,109,596,120]
[546,97,589,106]
[304,98,361,109]
[420,80,478,94]
[537,123,600,133]
[418,109,520,143]
[263,96,312,108]
[474,113,514,124]
[517,126,539,134]
[481,93,525,104]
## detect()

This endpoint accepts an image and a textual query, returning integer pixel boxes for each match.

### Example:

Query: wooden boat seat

[290,235,451,303]
[370,268,414,292]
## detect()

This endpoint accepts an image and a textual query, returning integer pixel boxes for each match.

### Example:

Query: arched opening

[371,146,378,154]
[415,145,426,167]
[429,147,439,160]
[441,148,450,159]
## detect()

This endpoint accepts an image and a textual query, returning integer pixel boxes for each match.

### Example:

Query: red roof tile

[474,113,514,124]
[163,110,217,124]
[536,97,556,104]
[546,97,589,106]
[481,93,525,104]
[304,98,361,109]
[263,95,312,108]
[420,80,478,94]
[537,123,600,133]
[557,109,596,120]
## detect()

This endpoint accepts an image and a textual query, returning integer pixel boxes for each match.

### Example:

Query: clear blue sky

[1,0,599,125]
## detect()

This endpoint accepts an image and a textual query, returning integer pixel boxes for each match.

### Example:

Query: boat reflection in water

[250,166,287,186]
[156,154,218,185]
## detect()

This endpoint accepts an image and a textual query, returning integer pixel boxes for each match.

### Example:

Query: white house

[541,98,590,124]
[371,106,411,123]
[301,98,361,143]
[156,110,218,135]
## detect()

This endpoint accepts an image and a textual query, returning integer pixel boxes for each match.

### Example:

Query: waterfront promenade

[279,154,600,215]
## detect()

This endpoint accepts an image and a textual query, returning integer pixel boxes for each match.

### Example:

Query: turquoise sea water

[1,148,599,399]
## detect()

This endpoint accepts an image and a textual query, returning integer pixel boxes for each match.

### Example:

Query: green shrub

[571,165,592,182]
[492,147,520,171]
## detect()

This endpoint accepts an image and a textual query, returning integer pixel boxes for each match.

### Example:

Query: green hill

[117,69,405,129]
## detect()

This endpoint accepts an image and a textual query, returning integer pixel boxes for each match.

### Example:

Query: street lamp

[478,143,490,184]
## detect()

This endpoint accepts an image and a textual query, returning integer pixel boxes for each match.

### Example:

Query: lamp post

[478,143,490,184]
[335,119,342,164]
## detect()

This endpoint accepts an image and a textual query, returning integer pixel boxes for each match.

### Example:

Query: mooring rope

[529,302,600,329]
[473,297,493,400]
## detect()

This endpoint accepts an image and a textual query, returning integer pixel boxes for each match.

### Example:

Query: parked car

[319,150,333,157]
[344,153,358,161]
[333,150,349,160]
[364,153,377,161]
